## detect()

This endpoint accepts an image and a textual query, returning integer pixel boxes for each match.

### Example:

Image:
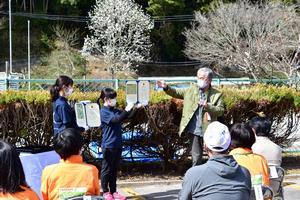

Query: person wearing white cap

[179,121,251,200]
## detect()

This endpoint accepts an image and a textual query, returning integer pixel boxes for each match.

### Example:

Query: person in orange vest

[0,140,39,200]
[229,123,270,186]
[41,128,100,200]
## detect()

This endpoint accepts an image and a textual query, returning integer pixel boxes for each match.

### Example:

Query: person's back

[41,155,99,200]
[179,122,251,200]
[179,155,251,200]
[230,123,270,186]
[41,128,100,200]
[0,186,39,200]
[230,147,270,185]
[249,116,282,166]
[0,140,39,200]
[252,136,282,166]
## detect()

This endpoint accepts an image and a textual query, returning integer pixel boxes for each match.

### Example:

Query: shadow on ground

[126,189,180,200]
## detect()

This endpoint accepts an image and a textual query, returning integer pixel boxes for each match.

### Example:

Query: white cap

[204,121,231,152]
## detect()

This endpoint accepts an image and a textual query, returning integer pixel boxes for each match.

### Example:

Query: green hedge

[1,84,299,108]
[0,84,299,169]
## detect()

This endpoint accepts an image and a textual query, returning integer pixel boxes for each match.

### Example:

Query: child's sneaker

[103,192,114,200]
[113,192,126,200]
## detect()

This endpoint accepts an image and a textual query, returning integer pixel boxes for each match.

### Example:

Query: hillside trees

[32,25,88,78]
[82,0,154,78]
[184,1,300,81]
[146,0,197,61]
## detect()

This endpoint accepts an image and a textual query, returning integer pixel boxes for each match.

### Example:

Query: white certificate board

[75,102,101,128]
[126,81,138,104]
[269,166,279,178]
[85,103,101,127]
[138,80,150,105]
[75,103,87,128]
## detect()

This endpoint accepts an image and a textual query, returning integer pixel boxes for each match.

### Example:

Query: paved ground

[118,176,300,200]
[283,176,300,200]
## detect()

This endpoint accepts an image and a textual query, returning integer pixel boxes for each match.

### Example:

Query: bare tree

[0,1,5,29]
[32,25,87,78]
[82,0,154,79]
[184,1,300,81]
[52,24,80,49]
[16,0,34,13]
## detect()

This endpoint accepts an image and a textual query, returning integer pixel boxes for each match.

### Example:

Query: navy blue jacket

[100,106,129,148]
[53,96,83,135]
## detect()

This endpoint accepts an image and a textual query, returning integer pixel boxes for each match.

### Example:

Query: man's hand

[125,103,135,112]
[156,80,168,88]
[135,103,143,108]
[82,126,89,131]
[199,99,208,108]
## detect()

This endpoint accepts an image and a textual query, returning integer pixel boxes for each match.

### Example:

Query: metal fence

[0,77,291,92]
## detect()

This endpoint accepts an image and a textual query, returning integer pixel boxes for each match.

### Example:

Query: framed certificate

[85,103,101,127]
[75,102,101,128]
[138,80,150,105]
[126,81,138,104]
[75,103,87,128]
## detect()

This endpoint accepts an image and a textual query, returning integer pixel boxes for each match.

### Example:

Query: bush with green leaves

[1,84,300,169]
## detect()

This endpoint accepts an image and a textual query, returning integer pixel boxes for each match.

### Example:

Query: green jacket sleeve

[164,85,187,100]
[205,93,224,117]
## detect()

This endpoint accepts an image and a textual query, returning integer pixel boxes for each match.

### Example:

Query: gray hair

[197,67,213,80]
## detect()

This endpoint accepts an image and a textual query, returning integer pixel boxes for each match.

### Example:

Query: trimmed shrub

[0,84,299,169]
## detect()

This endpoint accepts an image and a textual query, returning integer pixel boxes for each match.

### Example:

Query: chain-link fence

[0,77,291,92]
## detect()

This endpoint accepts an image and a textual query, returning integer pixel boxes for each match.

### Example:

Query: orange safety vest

[41,155,100,200]
[230,147,270,186]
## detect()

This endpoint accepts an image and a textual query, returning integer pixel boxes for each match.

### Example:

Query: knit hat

[204,121,231,152]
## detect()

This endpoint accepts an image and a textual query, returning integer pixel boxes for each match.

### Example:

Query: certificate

[126,81,138,104]
[85,103,101,127]
[75,102,101,127]
[138,80,150,105]
[75,103,87,128]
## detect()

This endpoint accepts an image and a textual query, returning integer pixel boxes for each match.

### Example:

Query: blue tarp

[88,131,162,162]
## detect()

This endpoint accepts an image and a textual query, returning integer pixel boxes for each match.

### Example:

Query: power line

[140,61,202,67]
[0,11,195,23]
[0,11,88,22]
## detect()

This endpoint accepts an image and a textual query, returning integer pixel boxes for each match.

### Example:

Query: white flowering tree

[82,0,154,78]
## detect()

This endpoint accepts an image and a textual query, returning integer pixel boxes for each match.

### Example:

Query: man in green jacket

[157,67,224,166]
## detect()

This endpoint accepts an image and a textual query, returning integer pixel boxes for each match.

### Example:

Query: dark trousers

[189,134,203,166]
[101,148,122,193]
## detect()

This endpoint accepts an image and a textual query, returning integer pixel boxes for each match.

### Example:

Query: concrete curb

[285,174,300,179]
[117,174,300,187]
[117,179,182,187]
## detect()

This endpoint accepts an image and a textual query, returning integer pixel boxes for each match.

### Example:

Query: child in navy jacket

[50,75,84,135]
[99,87,134,200]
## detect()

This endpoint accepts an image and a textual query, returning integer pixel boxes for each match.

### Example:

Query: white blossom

[82,0,154,78]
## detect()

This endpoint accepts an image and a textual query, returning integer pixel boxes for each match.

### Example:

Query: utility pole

[28,20,31,90]
[9,0,12,74]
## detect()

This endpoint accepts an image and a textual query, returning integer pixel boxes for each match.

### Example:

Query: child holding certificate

[99,87,134,200]
[50,75,84,135]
